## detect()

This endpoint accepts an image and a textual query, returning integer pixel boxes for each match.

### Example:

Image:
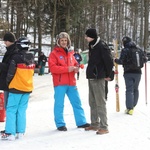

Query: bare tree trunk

[16,3,23,38]
[24,2,30,36]
[10,0,14,32]
[36,0,42,53]
[143,0,149,50]
[118,0,123,42]
[139,0,144,47]
[37,14,41,53]
[66,4,70,33]
[132,2,138,42]
[33,18,36,48]
[116,1,120,40]
[51,0,57,51]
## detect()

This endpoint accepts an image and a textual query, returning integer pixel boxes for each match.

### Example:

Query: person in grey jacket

[84,28,114,135]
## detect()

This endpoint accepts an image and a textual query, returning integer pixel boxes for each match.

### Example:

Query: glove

[80,64,84,69]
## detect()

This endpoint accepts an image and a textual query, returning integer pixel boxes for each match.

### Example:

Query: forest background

[0,0,149,55]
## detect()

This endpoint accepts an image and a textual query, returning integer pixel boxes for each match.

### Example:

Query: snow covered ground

[0,64,150,150]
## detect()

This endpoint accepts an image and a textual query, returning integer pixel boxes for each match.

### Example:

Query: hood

[124,41,136,48]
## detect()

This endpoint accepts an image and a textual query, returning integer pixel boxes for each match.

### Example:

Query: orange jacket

[48,46,78,87]
[8,64,35,92]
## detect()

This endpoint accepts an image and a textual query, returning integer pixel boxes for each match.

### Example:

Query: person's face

[85,35,94,43]
[59,38,68,48]
[4,41,13,47]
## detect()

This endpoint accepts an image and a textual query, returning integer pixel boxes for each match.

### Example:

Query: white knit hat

[56,32,71,48]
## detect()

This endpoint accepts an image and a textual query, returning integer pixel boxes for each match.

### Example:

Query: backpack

[127,47,145,70]
[100,40,114,60]
[100,40,114,81]
[20,51,35,66]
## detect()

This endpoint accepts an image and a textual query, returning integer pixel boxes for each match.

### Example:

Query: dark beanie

[85,28,97,39]
[122,36,132,46]
[3,32,16,42]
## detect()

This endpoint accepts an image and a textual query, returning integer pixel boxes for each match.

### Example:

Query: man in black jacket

[0,32,18,108]
[84,28,114,135]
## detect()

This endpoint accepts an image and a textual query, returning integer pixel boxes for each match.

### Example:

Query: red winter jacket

[48,46,78,87]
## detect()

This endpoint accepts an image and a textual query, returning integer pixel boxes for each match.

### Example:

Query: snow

[0,41,6,54]
[27,33,51,57]
[0,63,150,150]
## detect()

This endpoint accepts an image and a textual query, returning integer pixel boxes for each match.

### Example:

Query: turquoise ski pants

[54,85,87,128]
[5,93,30,136]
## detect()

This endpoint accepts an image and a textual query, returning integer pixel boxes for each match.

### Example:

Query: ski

[145,62,147,105]
[113,38,120,112]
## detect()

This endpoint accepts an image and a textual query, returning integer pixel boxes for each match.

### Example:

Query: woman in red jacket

[48,32,89,131]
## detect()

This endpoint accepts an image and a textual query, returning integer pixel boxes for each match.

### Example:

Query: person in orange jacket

[48,32,89,131]
[1,37,35,141]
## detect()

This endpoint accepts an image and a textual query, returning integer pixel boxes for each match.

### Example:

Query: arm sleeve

[0,62,8,72]
[114,49,126,64]
[45,56,47,62]
[101,44,114,77]
[6,60,17,85]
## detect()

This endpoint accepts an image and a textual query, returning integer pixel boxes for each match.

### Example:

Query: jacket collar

[89,37,100,49]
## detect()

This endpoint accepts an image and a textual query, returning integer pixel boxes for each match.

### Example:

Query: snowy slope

[0,64,150,150]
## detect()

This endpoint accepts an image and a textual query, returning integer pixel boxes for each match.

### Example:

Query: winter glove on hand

[80,64,84,69]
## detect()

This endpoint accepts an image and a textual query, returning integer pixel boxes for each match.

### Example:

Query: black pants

[105,81,108,100]
[77,72,79,80]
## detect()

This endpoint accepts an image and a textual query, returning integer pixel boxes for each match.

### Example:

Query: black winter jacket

[0,43,18,90]
[86,37,114,79]
[115,42,144,74]
[38,55,47,66]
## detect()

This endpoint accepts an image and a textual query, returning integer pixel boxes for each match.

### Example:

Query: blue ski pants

[124,73,141,109]
[5,93,30,136]
[54,85,87,128]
